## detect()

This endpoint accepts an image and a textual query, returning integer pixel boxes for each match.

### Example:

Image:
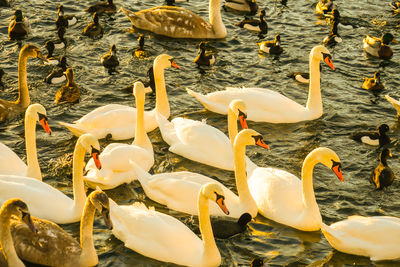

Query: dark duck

[370,148,395,190]
[351,124,390,147]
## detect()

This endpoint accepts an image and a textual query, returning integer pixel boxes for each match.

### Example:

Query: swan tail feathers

[130,160,152,186]
[186,88,227,114]
[155,111,176,145]
[58,121,87,137]
[320,222,343,246]
[385,94,400,116]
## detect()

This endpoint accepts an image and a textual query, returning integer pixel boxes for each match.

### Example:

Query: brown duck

[55,68,80,104]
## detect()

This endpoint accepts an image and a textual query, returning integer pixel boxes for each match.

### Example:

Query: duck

[86,0,116,14]
[8,10,30,39]
[52,27,67,49]
[156,99,255,171]
[370,148,395,189]
[0,199,36,267]
[55,68,80,104]
[0,69,4,90]
[224,0,258,15]
[124,66,154,94]
[135,129,269,218]
[248,147,343,231]
[84,82,154,190]
[101,44,119,71]
[385,94,400,117]
[363,33,398,59]
[82,12,103,39]
[10,190,112,267]
[120,0,226,39]
[0,104,52,180]
[0,44,44,123]
[350,124,390,147]
[321,216,400,261]
[133,34,149,59]
[288,72,310,84]
[0,134,101,224]
[390,1,400,13]
[315,0,336,16]
[43,41,60,66]
[59,54,180,140]
[257,34,283,54]
[362,71,384,91]
[55,4,78,29]
[44,56,68,84]
[194,41,215,67]
[323,9,342,45]
[110,182,229,266]
[236,9,267,36]
[187,45,335,123]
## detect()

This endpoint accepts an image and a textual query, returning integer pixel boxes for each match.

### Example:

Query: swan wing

[0,143,27,176]
[385,94,400,116]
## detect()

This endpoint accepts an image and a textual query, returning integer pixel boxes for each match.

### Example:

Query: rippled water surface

[1,0,400,266]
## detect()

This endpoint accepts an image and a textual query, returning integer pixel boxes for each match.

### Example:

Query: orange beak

[91,148,102,170]
[332,165,343,182]
[216,197,229,215]
[256,138,270,150]
[171,60,180,69]
[39,115,52,135]
[239,113,248,129]
[324,56,335,71]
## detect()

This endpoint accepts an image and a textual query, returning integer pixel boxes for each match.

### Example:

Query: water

[1,0,400,266]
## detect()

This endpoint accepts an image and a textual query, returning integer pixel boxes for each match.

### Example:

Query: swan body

[224,0,258,15]
[120,0,226,39]
[248,147,343,231]
[10,190,112,267]
[321,216,400,261]
[55,68,80,104]
[0,44,44,123]
[110,182,229,266]
[59,54,179,140]
[84,82,154,190]
[363,33,397,59]
[0,134,101,224]
[385,94,400,117]
[187,45,335,123]
[0,104,51,180]
[136,129,269,218]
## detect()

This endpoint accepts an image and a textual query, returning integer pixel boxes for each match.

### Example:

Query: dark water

[1,0,400,266]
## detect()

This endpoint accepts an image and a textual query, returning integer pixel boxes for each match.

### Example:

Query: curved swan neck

[132,93,150,147]
[25,114,41,180]
[301,153,319,211]
[227,108,237,147]
[153,63,169,118]
[209,0,226,38]
[72,142,88,217]
[17,50,30,108]
[198,193,219,262]
[306,53,322,114]
[0,210,24,267]
[79,200,97,266]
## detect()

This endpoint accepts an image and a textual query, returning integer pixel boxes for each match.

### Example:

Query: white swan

[110,182,229,266]
[84,82,154,190]
[0,134,101,224]
[59,54,180,140]
[385,94,400,117]
[0,104,51,180]
[321,216,400,261]
[120,0,226,39]
[156,99,256,171]
[135,129,269,218]
[10,190,112,267]
[248,147,343,231]
[187,45,335,123]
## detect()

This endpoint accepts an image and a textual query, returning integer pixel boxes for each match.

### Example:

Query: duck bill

[216,198,229,215]
[22,212,37,233]
[102,207,113,230]
[39,114,52,135]
[91,148,102,170]
[324,57,335,71]
[256,139,270,150]
[171,60,180,69]
[332,165,343,182]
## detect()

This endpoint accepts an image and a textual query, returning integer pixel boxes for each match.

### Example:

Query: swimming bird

[194,41,215,67]
[8,10,30,39]
[82,12,103,38]
[120,0,226,39]
[0,69,4,90]
[101,44,119,71]
[390,1,400,13]
[351,124,390,147]
[43,41,60,66]
[385,94,400,117]
[55,4,78,29]
[370,148,395,189]
[288,72,310,84]
[0,44,44,123]
[363,33,398,59]
[55,68,80,104]
[236,9,267,37]
[45,56,68,84]
[51,27,67,49]
[224,0,258,15]
[362,71,384,91]
[86,0,116,14]
[133,34,149,59]
[257,33,283,54]
[323,9,342,45]
[315,0,336,16]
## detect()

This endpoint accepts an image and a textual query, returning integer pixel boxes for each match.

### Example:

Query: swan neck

[25,114,41,180]
[153,63,169,118]
[79,200,98,265]
[209,0,226,38]
[301,154,319,211]
[227,108,237,147]
[72,142,88,217]
[17,51,30,108]
[132,94,150,147]
[198,192,219,262]
[0,212,24,267]
[233,143,255,210]
[306,54,322,113]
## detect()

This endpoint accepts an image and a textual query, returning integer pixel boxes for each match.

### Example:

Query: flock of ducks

[1,0,400,266]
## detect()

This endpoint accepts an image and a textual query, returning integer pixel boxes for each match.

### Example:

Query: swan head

[78,134,102,170]
[21,44,45,61]
[133,81,146,99]
[154,54,180,70]
[229,99,248,129]
[201,183,230,215]
[311,45,335,71]
[26,103,52,135]
[88,190,113,230]
[1,199,36,233]
[308,147,343,182]
[234,129,270,150]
